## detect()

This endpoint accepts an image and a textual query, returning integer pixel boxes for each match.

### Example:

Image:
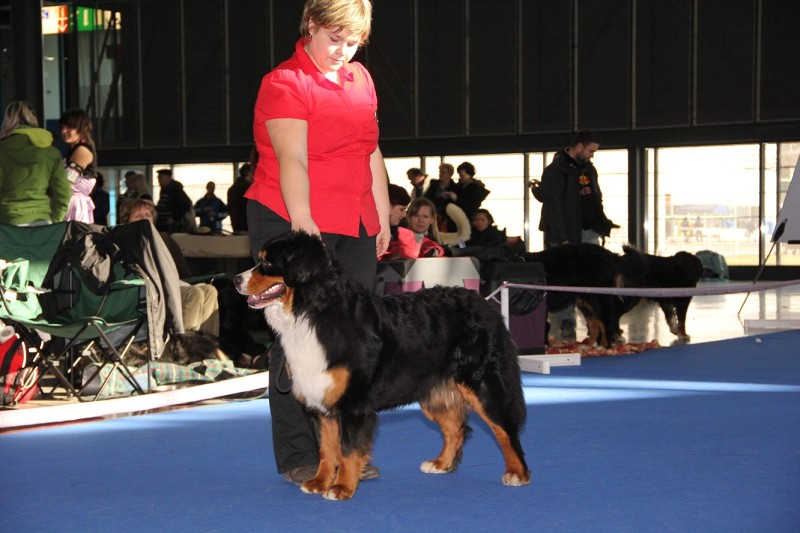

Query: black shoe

[361,463,380,481]
[283,464,317,485]
[282,463,381,485]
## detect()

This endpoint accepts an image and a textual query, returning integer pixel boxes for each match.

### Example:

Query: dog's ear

[280,231,332,287]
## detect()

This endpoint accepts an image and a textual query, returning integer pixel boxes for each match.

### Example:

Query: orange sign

[57,5,68,33]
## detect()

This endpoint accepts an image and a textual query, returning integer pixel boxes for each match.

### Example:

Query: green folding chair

[0,223,149,401]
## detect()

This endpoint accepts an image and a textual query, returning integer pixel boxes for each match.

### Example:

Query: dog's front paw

[502,470,531,487]
[420,460,449,474]
[323,484,356,500]
[301,477,329,495]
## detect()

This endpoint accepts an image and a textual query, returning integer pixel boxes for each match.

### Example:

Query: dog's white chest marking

[265,308,332,414]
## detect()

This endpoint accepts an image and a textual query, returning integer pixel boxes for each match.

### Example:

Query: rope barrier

[485,278,800,301]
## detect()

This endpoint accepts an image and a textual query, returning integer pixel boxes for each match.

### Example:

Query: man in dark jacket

[536,130,618,340]
[155,168,193,233]
[227,163,253,233]
[537,130,617,247]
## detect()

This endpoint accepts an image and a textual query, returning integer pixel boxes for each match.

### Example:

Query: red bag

[1,334,39,405]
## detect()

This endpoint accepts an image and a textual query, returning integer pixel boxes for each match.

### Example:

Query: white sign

[773,156,800,244]
[41,6,69,35]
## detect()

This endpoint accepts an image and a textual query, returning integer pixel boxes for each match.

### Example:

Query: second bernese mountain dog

[234,231,530,500]
[525,244,704,347]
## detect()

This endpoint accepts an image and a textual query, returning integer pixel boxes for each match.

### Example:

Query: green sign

[74,7,98,32]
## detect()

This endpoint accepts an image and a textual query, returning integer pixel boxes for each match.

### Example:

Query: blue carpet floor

[2,330,799,532]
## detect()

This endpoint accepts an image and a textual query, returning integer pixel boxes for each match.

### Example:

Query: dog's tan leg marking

[585,317,599,346]
[456,384,531,487]
[322,367,350,409]
[583,315,608,347]
[324,451,367,501]
[577,301,601,346]
[301,415,339,495]
[419,390,468,474]
[582,314,603,346]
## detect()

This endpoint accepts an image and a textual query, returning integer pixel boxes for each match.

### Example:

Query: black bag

[480,262,547,355]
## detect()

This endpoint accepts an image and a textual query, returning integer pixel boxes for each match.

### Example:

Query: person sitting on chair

[119,199,219,337]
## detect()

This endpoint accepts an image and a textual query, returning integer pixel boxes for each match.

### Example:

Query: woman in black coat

[466,208,506,248]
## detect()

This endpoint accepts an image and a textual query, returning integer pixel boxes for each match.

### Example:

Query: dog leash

[273,348,294,394]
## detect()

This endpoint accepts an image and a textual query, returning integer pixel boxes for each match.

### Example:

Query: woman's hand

[291,214,321,237]
[375,224,391,257]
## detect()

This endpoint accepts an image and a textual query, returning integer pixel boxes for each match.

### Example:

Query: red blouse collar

[294,38,355,85]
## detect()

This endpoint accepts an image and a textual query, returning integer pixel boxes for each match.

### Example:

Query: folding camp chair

[0,223,150,401]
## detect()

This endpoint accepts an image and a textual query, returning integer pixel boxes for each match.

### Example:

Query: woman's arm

[265,118,319,236]
[370,146,391,256]
[67,144,94,170]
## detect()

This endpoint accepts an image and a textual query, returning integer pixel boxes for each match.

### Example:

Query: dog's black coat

[525,243,703,346]
[618,245,704,341]
[235,231,530,500]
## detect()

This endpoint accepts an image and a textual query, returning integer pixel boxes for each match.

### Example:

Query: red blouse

[246,38,381,237]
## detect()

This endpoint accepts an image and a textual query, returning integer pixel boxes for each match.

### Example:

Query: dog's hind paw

[420,461,449,474]
[502,471,531,486]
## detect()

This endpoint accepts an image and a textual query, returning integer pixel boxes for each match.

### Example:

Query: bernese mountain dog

[525,244,704,347]
[618,245,705,343]
[234,231,530,500]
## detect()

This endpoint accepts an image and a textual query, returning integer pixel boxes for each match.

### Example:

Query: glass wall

[385,148,630,253]
[386,142,799,264]
[653,145,760,264]
[648,142,799,266]
[586,149,629,250]
[98,141,798,266]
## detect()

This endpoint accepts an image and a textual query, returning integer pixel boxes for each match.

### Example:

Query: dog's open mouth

[247,282,286,309]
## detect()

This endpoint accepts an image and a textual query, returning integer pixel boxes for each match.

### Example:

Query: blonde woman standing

[0,101,70,225]
[246,0,390,485]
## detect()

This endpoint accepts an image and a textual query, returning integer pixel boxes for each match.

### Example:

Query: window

[151,163,239,233]
[648,143,800,266]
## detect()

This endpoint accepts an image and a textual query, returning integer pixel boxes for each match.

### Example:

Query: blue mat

[2,331,799,532]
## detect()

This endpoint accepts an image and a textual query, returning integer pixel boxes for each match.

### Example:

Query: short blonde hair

[439,163,455,175]
[1,101,38,139]
[300,0,372,43]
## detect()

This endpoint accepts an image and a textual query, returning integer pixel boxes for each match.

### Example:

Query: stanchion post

[500,283,510,329]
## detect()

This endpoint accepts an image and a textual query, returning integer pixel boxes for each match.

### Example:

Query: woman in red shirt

[246,0,390,485]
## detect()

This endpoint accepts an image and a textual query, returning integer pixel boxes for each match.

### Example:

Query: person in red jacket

[245,0,390,485]
[381,183,443,260]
